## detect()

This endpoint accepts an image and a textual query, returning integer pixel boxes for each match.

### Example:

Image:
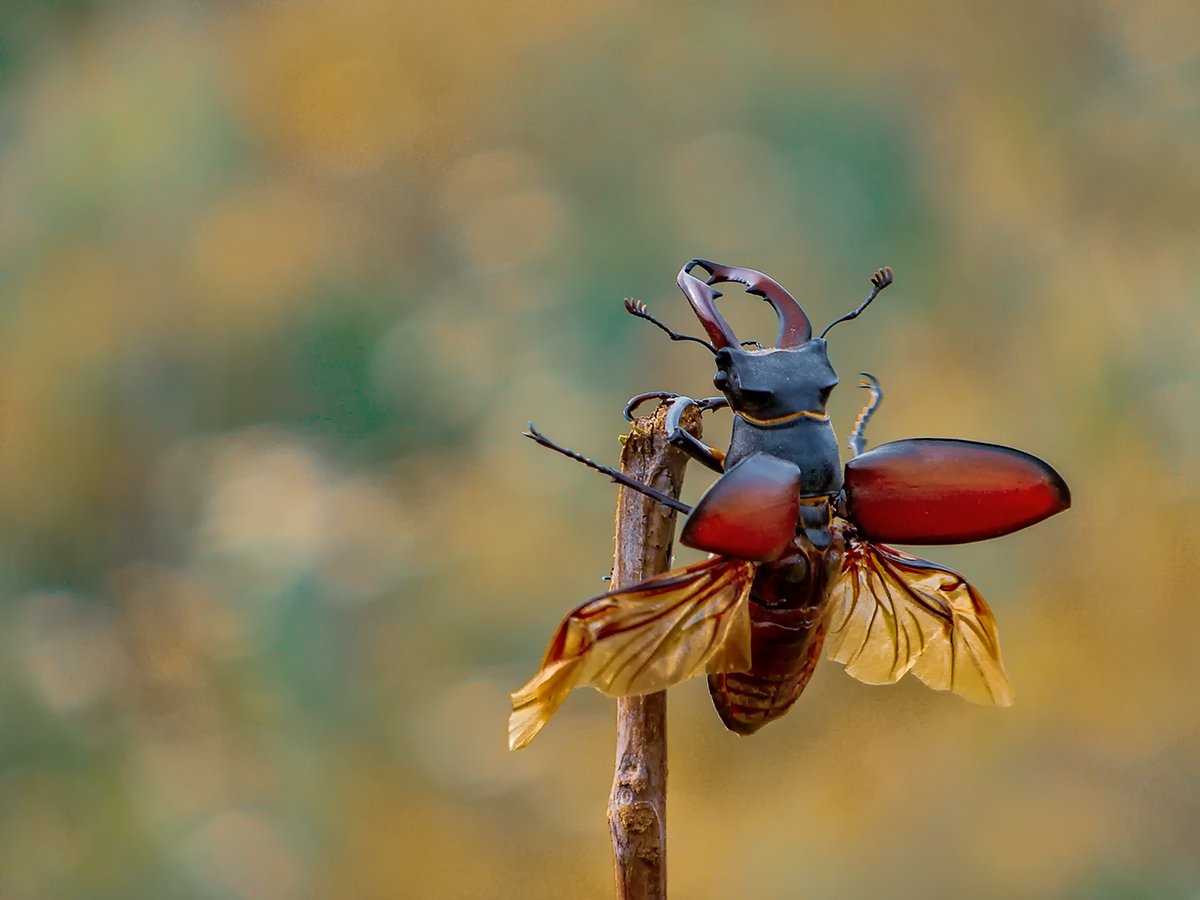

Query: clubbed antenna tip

[819,267,893,340]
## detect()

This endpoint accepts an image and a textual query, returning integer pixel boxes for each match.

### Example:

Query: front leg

[665,395,727,473]
[624,393,729,474]
[848,373,883,457]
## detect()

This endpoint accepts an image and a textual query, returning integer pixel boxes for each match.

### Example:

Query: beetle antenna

[848,373,883,457]
[819,267,893,339]
[624,298,717,354]
[524,422,693,514]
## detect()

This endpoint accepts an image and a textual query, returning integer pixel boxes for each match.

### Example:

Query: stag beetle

[510,261,1069,749]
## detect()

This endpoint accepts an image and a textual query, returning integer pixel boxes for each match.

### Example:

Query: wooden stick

[607,401,702,900]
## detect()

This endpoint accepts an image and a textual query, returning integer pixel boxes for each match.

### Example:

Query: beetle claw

[624,391,681,421]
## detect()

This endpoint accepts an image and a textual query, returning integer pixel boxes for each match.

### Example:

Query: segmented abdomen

[707,605,827,734]
[706,544,836,735]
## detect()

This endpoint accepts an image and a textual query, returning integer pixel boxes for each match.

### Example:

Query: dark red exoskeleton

[510,261,1069,749]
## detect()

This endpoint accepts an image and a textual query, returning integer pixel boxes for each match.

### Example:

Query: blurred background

[1,1,1198,897]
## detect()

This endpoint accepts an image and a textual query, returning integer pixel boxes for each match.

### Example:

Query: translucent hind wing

[825,536,1013,706]
[509,556,756,750]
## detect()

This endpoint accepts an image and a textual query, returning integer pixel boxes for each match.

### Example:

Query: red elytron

[845,438,1071,544]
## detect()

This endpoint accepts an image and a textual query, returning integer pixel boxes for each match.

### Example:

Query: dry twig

[606,402,703,900]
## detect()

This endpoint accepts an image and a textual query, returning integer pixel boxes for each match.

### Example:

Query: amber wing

[824,533,1014,705]
[509,556,757,750]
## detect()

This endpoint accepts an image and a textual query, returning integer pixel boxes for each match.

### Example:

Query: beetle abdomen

[706,545,833,735]
[708,614,827,735]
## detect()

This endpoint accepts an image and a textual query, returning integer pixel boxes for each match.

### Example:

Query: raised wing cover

[680,453,802,561]
[844,438,1070,544]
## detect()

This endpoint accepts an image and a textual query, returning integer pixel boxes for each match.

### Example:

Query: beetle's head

[712,342,838,418]
[677,260,837,418]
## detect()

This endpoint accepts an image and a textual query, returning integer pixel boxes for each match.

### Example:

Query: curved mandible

[691,259,812,348]
[676,260,739,352]
[677,261,740,350]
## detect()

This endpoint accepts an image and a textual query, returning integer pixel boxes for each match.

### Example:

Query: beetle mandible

[510,260,1070,749]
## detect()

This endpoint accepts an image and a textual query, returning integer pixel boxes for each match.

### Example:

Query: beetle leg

[695,395,731,413]
[623,394,729,470]
[848,373,883,458]
[665,395,728,473]
[669,429,725,473]
[624,298,717,353]
[524,423,692,514]
[623,391,680,421]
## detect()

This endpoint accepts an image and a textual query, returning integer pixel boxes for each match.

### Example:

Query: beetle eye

[713,371,730,390]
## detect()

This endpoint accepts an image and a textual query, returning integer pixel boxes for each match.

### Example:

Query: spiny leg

[524,423,692,514]
[665,395,728,473]
[624,298,717,354]
[624,392,728,422]
[622,393,729,473]
[623,391,681,421]
[848,373,883,458]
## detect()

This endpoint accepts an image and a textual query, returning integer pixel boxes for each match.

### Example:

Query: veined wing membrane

[825,534,1013,706]
[510,556,756,750]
